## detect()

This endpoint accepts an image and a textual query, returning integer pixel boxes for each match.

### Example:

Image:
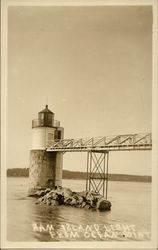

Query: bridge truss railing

[46,133,152,152]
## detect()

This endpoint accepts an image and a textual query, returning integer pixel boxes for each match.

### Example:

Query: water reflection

[31,198,113,241]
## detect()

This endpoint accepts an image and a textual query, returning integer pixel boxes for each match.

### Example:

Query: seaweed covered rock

[32,186,111,211]
[97,197,111,211]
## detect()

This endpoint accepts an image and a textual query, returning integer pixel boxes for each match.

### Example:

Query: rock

[97,198,111,211]
[72,193,83,204]
[86,191,94,206]
[30,188,51,198]
[38,196,44,202]
[78,191,87,198]
[33,186,112,212]
[70,197,78,206]
[46,190,57,200]
[64,196,74,205]
[62,187,72,197]
[45,188,51,193]
[28,193,36,197]
[90,199,97,209]
[43,199,47,204]
[78,196,83,205]
[81,201,87,208]
[57,194,64,205]
[34,190,46,198]
[46,199,52,206]
[84,204,91,210]
[51,200,59,206]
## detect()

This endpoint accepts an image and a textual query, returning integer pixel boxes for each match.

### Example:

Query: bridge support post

[86,150,109,199]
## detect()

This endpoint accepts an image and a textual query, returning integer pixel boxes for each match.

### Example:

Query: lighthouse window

[39,113,44,120]
[54,130,61,140]
[58,131,61,139]
[48,133,54,141]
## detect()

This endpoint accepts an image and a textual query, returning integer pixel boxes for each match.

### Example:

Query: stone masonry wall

[28,150,57,194]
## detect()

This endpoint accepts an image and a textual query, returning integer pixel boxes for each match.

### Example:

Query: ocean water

[7,177,151,242]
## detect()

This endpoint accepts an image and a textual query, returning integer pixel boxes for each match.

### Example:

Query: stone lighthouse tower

[28,105,64,194]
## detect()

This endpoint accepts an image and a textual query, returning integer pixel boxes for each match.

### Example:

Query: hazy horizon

[6,167,152,177]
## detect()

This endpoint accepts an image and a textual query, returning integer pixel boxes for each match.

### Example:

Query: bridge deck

[46,133,152,152]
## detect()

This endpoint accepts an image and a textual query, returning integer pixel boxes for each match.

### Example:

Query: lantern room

[38,105,54,127]
[32,105,54,128]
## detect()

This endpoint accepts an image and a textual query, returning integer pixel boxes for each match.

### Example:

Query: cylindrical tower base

[28,150,63,195]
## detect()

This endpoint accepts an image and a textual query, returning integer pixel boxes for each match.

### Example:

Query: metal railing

[32,119,60,128]
[46,133,152,152]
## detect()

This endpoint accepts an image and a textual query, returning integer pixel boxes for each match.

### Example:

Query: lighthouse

[28,105,64,194]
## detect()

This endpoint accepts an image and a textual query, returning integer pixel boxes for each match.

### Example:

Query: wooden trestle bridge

[46,133,152,198]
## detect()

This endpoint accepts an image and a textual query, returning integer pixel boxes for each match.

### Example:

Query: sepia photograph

[1,0,158,249]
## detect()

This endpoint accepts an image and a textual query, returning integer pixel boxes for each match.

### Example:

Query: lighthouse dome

[39,105,54,115]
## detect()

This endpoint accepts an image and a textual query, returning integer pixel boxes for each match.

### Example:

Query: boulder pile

[30,186,111,211]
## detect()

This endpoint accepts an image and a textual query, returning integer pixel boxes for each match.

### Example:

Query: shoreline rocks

[29,186,111,211]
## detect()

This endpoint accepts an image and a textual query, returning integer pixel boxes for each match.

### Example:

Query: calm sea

[7,177,151,242]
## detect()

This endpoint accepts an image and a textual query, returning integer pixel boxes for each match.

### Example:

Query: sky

[7,6,152,175]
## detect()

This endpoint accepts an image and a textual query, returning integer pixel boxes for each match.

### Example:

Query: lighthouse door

[46,130,54,147]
